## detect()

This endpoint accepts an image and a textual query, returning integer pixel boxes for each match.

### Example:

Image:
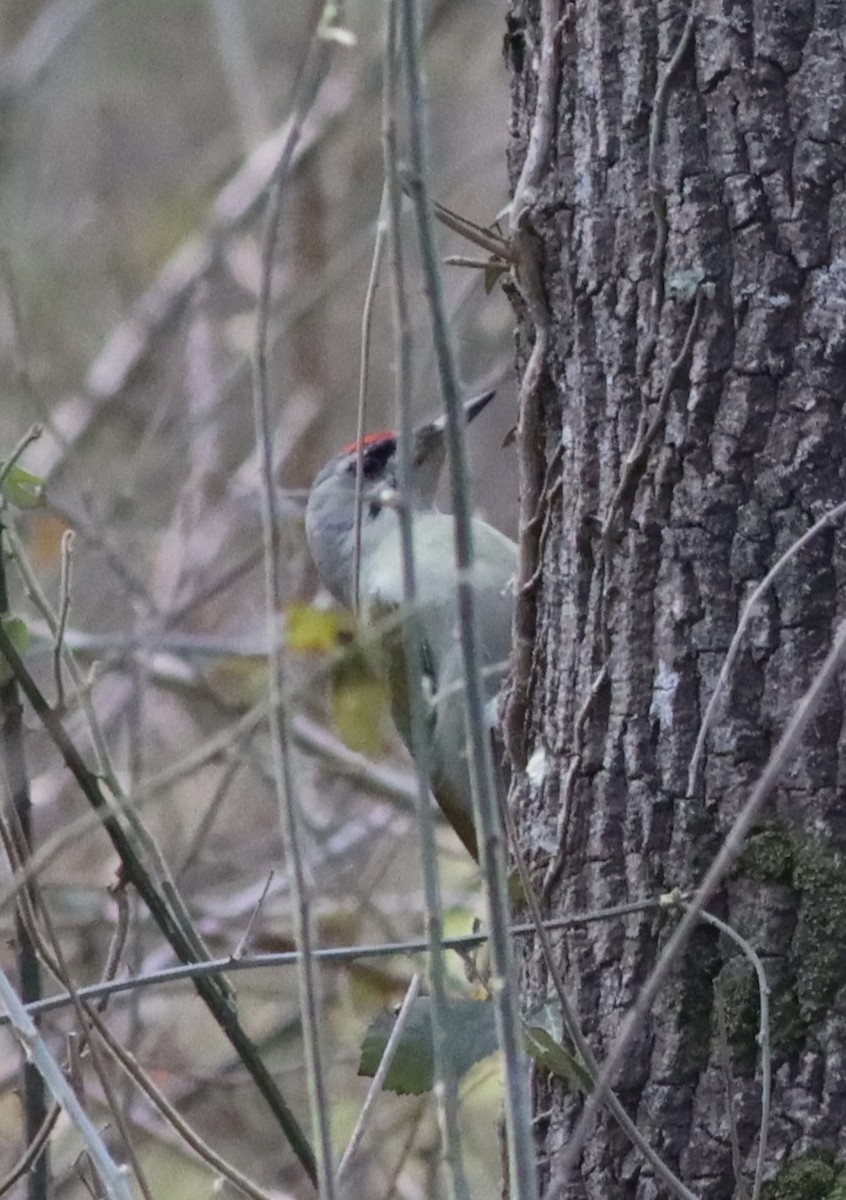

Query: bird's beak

[413,389,496,460]
[409,390,496,502]
[428,389,496,436]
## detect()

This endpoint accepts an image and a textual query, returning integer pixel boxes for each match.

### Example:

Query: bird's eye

[363,439,397,478]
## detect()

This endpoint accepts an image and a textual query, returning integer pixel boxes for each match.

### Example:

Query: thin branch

[400,2,538,1196]
[503,0,559,768]
[0,424,44,489]
[638,2,697,385]
[5,513,235,1003]
[336,974,422,1187]
[688,495,846,795]
[384,7,469,1194]
[9,897,669,1025]
[31,890,156,1200]
[86,1007,277,1200]
[696,907,770,1200]
[251,9,340,1195]
[500,792,698,1200]
[353,184,389,615]
[421,192,514,262]
[600,284,709,544]
[0,1101,60,1198]
[0,964,134,1200]
[0,517,47,1200]
[232,870,276,959]
[52,529,74,712]
[0,621,318,1184]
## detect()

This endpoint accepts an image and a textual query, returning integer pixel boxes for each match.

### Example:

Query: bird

[304,391,517,861]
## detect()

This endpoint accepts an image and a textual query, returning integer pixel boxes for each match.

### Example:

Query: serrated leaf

[523,1024,592,1092]
[1,464,45,509]
[359,997,497,1095]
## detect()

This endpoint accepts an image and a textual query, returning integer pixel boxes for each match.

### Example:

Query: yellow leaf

[332,670,390,756]
[284,604,351,653]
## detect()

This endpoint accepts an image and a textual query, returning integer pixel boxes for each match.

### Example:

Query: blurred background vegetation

[0,1,518,1196]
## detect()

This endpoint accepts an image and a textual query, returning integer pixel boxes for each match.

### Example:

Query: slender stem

[696,907,771,1200]
[6,896,669,1025]
[0,964,134,1200]
[0,620,318,1184]
[399,2,538,1197]
[0,517,47,1200]
[251,10,338,1195]
[383,7,469,1195]
[336,974,422,1185]
[688,495,846,795]
[353,185,389,613]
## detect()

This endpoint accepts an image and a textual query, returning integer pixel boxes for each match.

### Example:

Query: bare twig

[503,0,559,769]
[383,7,469,1195]
[423,193,514,263]
[638,2,697,385]
[0,519,47,1200]
[0,424,44,490]
[4,515,231,1003]
[232,870,276,959]
[336,974,422,1187]
[383,1098,429,1200]
[0,1101,60,1198]
[601,285,709,546]
[29,890,156,1200]
[0,621,318,1184]
[52,529,74,711]
[83,1006,276,1200]
[0,965,134,1200]
[9,897,669,1025]
[696,907,770,1200]
[688,495,846,795]
[353,185,389,613]
[401,0,539,1186]
[500,793,698,1200]
[251,9,341,1195]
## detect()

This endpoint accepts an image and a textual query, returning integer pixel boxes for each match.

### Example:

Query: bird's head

[305,390,495,607]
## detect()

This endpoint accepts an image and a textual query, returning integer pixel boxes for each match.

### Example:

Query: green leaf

[359,997,498,1095]
[523,1022,592,1092]
[1,616,29,655]
[523,1002,592,1090]
[1,463,46,509]
[484,261,507,294]
[0,616,30,684]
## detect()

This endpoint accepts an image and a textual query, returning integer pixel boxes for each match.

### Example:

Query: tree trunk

[507,2,846,1196]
